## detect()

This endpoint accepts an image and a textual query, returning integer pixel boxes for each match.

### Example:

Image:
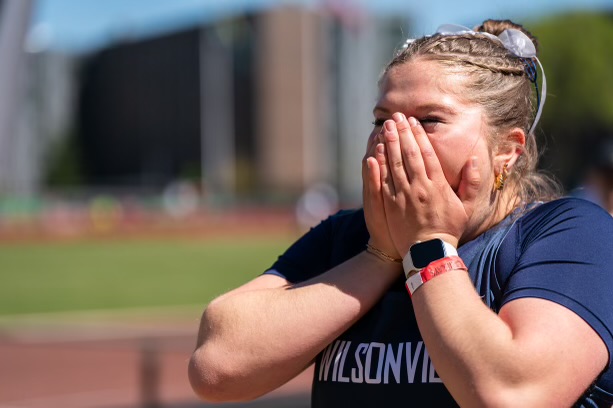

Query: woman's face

[369,59,495,194]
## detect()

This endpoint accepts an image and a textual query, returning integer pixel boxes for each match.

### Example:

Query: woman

[188,19,613,407]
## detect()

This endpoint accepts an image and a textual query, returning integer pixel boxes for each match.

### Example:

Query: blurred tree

[44,129,84,187]
[531,12,613,190]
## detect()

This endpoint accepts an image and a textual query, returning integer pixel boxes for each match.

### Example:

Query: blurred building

[0,0,76,200]
[0,0,38,197]
[5,4,405,206]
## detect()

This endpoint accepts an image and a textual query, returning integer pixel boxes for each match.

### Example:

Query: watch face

[410,239,446,269]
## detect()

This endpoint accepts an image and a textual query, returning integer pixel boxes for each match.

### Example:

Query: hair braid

[389,34,526,80]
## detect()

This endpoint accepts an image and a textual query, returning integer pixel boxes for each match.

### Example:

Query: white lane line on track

[0,304,203,344]
[0,389,137,408]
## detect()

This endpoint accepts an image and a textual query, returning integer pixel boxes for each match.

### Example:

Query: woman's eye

[418,117,442,130]
[419,117,439,124]
[372,116,442,129]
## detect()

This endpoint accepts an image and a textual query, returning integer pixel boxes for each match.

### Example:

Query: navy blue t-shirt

[266,197,613,407]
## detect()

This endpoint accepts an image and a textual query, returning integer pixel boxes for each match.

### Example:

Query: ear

[493,128,526,174]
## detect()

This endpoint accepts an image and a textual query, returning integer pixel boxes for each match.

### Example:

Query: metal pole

[0,0,34,195]
[199,23,236,205]
[140,337,160,408]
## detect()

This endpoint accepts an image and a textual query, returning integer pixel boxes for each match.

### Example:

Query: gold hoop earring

[494,164,508,191]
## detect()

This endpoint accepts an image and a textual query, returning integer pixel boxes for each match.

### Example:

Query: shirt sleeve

[263,209,368,284]
[501,198,613,355]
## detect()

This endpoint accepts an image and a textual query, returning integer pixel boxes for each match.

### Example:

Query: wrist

[365,243,402,264]
[361,248,404,276]
[405,256,468,297]
[416,233,459,250]
[367,238,401,260]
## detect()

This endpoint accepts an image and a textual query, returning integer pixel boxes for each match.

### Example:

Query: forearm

[189,251,402,402]
[411,270,518,406]
[411,270,604,407]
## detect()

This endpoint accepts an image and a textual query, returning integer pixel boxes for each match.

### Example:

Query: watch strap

[405,256,468,297]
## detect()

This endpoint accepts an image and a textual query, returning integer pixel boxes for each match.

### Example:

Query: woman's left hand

[373,113,482,255]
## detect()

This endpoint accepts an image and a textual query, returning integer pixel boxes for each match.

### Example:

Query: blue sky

[30,0,613,53]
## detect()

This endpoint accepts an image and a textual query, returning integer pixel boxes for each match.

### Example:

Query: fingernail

[472,156,478,168]
[376,143,384,154]
[392,112,403,123]
[408,117,418,127]
[384,121,394,131]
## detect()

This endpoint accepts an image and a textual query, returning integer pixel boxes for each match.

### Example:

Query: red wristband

[405,256,468,297]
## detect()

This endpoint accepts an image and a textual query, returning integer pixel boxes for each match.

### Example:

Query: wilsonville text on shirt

[318,340,442,384]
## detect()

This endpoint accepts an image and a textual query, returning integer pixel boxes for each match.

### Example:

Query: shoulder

[517,197,613,238]
[528,196,607,214]
[325,208,366,233]
[296,208,365,244]
[268,208,367,283]
[522,196,609,219]
[496,197,612,276]
[320,208,368,251]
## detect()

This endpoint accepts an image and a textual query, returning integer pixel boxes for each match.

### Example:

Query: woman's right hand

[362,129,401,259]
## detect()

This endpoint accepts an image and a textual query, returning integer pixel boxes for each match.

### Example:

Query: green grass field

[0,237,294,316]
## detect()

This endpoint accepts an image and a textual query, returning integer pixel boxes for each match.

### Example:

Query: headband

[403,24,547,135]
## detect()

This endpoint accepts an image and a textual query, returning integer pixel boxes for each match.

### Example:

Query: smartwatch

[402,238,458,279]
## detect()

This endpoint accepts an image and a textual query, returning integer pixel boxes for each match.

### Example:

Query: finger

[362,156,371,202]
[457,156,481,207]
[362,156,380,241]
[364,157,381,207]
[366,156,381,203]
[407,116,444,180]
[363,131,378,163]
[363,157,382,244]
[382,119,410,191]
[375,143,396,196]
[362,128,383,193]
[365,155,401,259]
[366,129,380,154]
[393,113,426,182]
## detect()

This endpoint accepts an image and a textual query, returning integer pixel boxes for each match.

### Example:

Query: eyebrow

[373,103,459,116]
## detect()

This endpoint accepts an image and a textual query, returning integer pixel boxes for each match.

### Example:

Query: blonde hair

[385,19,561,204]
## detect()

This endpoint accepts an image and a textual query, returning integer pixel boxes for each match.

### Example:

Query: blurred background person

[574,138,613,216]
